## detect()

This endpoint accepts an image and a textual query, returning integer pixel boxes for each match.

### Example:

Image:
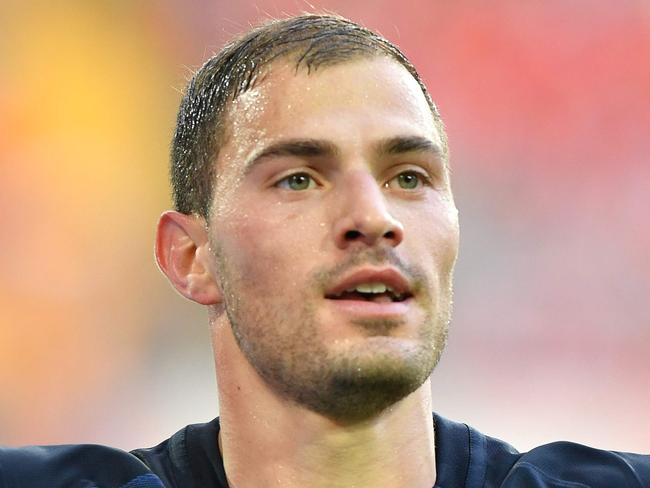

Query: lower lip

[325,297,413,318]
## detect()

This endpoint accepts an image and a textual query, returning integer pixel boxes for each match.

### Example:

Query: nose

[332,171,404,249]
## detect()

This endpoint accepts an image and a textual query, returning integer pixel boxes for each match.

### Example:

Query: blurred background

[1,0,648,453]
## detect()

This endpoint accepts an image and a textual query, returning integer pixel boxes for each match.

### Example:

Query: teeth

[345,283,393,294]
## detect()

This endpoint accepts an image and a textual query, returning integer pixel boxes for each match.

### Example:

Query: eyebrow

[244,139,340,174]
[375,135,444,158]
[243,135,443,174]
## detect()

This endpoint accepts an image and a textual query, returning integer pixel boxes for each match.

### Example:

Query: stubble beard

[215,246,452,424]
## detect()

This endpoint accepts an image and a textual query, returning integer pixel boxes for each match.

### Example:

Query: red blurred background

[1,0,648,452]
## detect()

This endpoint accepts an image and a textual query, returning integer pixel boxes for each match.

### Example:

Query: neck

[211,317,436,488]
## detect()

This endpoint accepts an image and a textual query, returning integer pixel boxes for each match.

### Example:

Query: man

[1,13,648,488]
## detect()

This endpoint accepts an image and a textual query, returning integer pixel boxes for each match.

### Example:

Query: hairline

[171,15,449,219]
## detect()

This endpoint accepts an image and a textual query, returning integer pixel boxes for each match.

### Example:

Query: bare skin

[156,57,459,488]
[213,317,437,488]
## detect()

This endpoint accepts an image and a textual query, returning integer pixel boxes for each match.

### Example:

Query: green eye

[277,172,316,191]
[397,172,420,189]
[390,171,422,190]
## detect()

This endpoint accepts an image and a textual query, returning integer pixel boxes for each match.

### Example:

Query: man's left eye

[275,172,317,191]
[385,171,428,190]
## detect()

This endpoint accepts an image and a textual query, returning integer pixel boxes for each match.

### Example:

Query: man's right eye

[275,172,317,191]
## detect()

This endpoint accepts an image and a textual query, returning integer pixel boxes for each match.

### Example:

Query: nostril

[384,230,395,240]
[345,230,362,240]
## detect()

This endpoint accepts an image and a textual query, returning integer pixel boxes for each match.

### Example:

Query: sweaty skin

[195,57,458,488]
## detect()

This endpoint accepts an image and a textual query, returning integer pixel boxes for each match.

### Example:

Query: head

[156,14,459,423]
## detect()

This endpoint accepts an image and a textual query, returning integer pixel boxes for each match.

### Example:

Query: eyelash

[274,172,319,191]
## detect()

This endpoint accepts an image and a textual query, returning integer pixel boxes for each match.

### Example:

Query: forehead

[220,56,440,167]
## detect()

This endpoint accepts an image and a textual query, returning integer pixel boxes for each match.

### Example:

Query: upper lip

[324,267,412,298]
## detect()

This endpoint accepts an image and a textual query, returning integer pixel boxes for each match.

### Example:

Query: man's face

[209,56,459,421]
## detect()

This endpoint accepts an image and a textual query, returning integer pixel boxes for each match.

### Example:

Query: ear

[155,210,222,305]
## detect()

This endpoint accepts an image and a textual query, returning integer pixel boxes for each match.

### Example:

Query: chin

[313,366,430,424]
[293,343,437,424]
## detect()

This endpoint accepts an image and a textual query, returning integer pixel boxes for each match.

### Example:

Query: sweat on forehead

[170,14,447,219]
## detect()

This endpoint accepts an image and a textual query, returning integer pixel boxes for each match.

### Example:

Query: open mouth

[325,283,411,303]
[323,268,414,308]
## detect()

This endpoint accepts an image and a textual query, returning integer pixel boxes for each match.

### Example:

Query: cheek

[222,217,274,272]
[217,210,311,293]
[434,219,460,272]
[220,192,326,258]
[400,201,459,269]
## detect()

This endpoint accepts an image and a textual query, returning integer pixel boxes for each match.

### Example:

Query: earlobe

[155,211,222,305]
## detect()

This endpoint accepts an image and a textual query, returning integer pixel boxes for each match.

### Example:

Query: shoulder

[434,414,650,487]
[0,443,164,488]
[500,441,650,487]
[0,418,224,488]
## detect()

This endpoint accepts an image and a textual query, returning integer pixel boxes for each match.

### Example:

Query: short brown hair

[171,13,447,218]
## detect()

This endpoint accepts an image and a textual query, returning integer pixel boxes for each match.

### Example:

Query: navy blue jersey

[1,414,649,487]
